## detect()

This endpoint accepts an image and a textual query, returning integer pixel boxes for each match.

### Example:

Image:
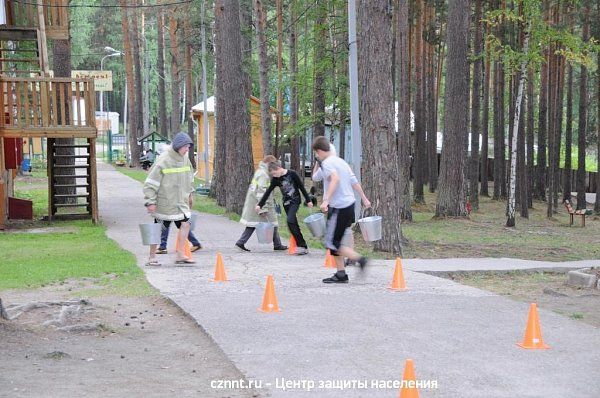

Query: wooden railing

[0,77,97,138]
[4,0,69,40]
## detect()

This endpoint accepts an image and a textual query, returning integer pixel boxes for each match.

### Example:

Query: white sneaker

[296,247,309,255]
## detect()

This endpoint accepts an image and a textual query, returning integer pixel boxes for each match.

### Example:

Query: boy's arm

[257,179,277,209]
[292,171,312,204]
[143,163,163,208]
[352,182,371,208]
[312,162,323,181]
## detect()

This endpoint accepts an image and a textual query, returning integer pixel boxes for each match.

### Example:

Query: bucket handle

[360,207,377,220]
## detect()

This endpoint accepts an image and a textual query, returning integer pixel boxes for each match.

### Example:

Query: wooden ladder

[47,137,98,223]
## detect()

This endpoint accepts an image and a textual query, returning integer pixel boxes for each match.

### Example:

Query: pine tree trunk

[564,64,574,201]
[526,68,535,208]
[51,35,76,201]
[131,1,144,148]
[183,14,195,168]
[312,0,327,139]
[435,0,469,218]
[169,13,181,136]
[518,93,528,218]
[254,0,272,155]
[426,3,437,193]
[546,44,556,217]
[121,0,141,167]
[507,34,528,227]
[289,0,301,172]
[157,9,168,138]
[469,0,483,210]
[536,49,548,201]
[480,39,491,197]
[141,7,150,137]
[413,0,425,203]
[358,0,404,254]
[215,0,254,214]
[397,0,412,221]
[498,2,507,199]
[337,2,348,160]
[596,49,600,214]
[275,0,283,157]
[576,1,590,210]
[555,56,566,210]
[211,1,227,205]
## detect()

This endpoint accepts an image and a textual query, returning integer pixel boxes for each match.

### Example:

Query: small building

[191,96,276,182]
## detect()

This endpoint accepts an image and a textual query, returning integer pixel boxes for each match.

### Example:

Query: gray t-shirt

[321,155,358,209]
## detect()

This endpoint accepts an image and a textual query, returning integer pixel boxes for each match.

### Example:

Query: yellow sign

[71,70,113,92]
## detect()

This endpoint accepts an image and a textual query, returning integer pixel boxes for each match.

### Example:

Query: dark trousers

[159,221,201,250]
[284,202,307,248]
[237,226,282,248]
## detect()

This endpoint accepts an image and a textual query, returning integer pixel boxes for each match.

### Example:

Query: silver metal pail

[304,213,326,238]
[139,223,162,246]
[189,212,199,231]
[357,209,382,242]
[256,222,275,244]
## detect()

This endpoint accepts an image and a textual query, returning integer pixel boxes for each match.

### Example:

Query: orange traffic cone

[517,303,550,349]
[399,359,420,398]
[258,275,280,313]
[324,250,336,268]
[182,239,193,259]
[212,252,228,282]
[174,229,181,251]
[389,258,407,291]
[288,236,297,255]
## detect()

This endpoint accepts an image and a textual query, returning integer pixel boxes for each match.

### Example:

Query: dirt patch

[1,226,78,234]
[0,282,261,398]
[14,174,47,190]
[446,271,600,327]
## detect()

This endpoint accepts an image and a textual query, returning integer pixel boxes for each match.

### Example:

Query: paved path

[98,162,600,398]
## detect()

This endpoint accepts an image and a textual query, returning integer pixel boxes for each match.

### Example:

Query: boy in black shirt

[256,162,313,255]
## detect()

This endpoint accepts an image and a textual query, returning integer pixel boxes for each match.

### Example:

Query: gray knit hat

[172,132,193,151]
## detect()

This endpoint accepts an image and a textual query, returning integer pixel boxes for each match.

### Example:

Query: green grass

[0,220,154,296]
[1,174,156,296]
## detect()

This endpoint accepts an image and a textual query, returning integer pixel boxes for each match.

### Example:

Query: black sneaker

[273,245,288,251]
[357,256,368,270]
[156,248,168,255]
[322,273,349,284]
[235,243,251,252]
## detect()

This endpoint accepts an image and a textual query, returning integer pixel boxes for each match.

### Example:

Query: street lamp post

[348,0,362,218]
[100,47,122,162]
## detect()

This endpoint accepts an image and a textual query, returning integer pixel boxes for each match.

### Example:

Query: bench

[563,199,590,227]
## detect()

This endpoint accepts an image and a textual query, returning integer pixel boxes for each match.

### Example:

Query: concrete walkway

[98,162,600,398]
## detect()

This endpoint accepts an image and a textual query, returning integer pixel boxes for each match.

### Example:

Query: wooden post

[89,137,98,224]
[36,1,50,74]
[0,136,6,229]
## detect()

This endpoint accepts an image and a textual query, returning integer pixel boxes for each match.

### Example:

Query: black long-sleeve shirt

[258,169,311,208]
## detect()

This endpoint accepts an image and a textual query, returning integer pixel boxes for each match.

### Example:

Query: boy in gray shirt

[312,136,371,283]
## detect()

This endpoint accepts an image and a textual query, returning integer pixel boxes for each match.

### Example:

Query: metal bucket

[304,213,326,238]
[255,222,274,244]
[139,223,162,246]
[189,213,198,231]
[358,210,382,242]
